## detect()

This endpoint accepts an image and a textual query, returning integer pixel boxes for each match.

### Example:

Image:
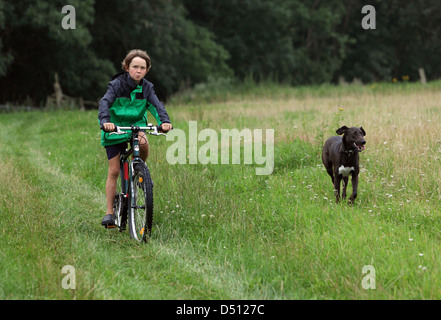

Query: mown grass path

[0,111,257,299]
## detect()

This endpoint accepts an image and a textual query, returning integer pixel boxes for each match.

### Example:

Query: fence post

[54,72,63,108]
[418,68,427,85]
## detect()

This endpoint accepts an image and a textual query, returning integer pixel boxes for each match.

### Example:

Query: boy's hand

[160,123,172,132]
[102,122,115,132]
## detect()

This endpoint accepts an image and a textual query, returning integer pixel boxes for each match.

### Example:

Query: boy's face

[127,57,148,84]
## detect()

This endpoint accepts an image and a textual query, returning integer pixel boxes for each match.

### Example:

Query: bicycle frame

[118,128,146,206]
[108,124,167,229]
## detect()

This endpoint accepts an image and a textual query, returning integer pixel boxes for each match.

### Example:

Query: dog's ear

[360,127,366,136]
[336,126,348,135]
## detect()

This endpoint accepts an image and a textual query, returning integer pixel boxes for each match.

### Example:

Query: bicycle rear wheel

[129,162,154,242]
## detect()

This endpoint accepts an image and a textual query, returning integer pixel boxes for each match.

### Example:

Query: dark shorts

[105,142,128,160]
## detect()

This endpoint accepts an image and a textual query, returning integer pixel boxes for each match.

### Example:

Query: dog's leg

[342,176,349,199]
[349,173,359,204]
[325,164,334,185]
[333,174,342,203]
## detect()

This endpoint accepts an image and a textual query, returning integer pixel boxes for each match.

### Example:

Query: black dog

[322,126,366,203]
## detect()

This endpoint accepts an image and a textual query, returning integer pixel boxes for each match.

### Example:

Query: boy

[98,49,172,227]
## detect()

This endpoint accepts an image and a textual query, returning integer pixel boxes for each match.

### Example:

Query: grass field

[1,81,441,299]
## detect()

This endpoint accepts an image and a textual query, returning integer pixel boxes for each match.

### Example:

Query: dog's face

[336,126,366,152]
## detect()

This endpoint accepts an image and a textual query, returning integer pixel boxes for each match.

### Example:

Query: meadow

[1,80,441,300]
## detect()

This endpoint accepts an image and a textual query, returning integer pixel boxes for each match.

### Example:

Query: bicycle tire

[129,162,154,242]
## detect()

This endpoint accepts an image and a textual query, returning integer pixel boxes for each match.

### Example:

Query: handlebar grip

[100,124,117,132]
[157,124,174,133]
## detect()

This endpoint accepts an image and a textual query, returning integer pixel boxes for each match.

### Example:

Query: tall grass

[1,81,441,299]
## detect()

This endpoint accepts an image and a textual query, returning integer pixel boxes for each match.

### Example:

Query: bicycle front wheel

[129,162,154,242]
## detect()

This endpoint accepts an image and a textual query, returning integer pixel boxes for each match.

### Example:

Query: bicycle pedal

[104,224,117,229]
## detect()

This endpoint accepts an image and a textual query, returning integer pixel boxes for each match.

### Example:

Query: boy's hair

[121,49,151,71]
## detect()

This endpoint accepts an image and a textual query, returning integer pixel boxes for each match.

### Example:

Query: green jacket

[98,72,171,146]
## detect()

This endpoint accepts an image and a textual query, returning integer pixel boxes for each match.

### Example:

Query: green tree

[0,0,113,105]
[286,0,350,84]
[183,0,350,85]
[90,0,232,100]
[340,0,441,83]
[0,1,14,77]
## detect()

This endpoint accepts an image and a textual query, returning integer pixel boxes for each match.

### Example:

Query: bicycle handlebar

[100,124,169,136]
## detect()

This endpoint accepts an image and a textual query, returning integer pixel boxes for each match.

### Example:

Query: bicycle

[100,124,167,242]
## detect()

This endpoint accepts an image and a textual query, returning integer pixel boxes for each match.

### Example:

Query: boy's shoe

[101,214,116,228]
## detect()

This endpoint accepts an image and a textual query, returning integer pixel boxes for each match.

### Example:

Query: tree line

[1,0,440,107]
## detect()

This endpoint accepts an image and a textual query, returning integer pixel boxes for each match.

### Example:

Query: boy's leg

[105,154,121,215]
[138,131,149,162]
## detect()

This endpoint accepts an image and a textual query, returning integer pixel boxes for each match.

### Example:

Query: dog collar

[341,147,356,155]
